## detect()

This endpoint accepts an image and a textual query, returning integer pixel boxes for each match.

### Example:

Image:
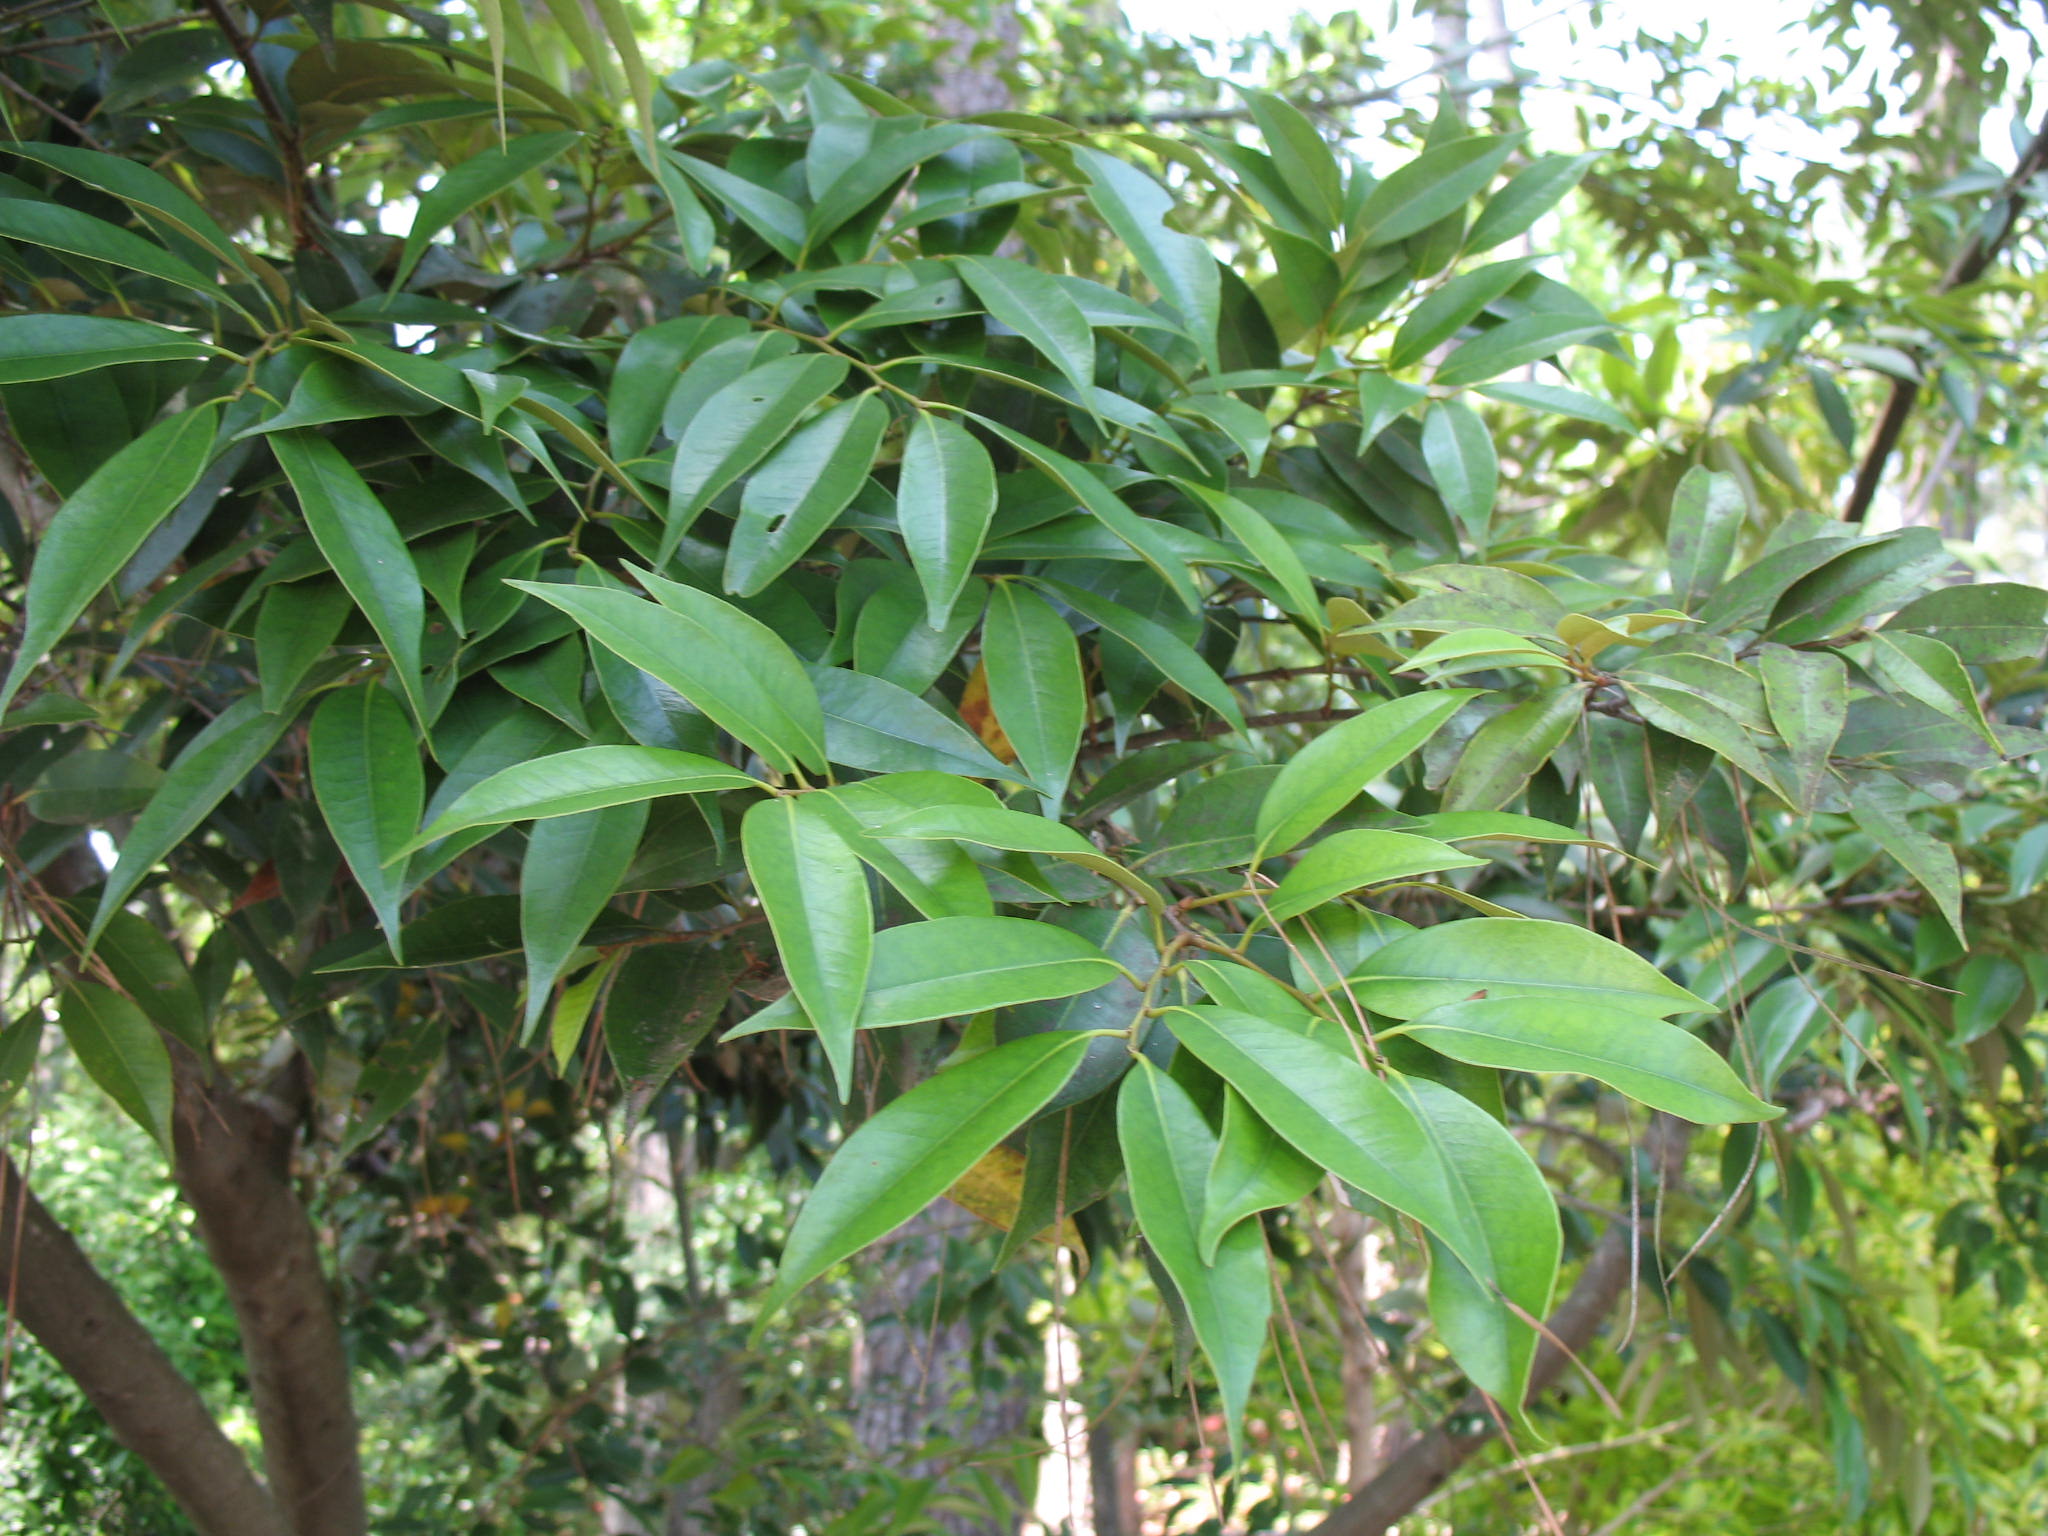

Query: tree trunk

[0,1152,289,1536]
[927,0,1020,118]
[1085,1421,1139,1536]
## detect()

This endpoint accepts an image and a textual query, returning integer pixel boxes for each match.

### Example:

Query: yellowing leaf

[959,658,1018,763]
[944,1143,1087,1271]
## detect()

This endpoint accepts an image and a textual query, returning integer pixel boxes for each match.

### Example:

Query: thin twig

[198,0,315,248]
[0,13,205,56]
[0,67,104,150]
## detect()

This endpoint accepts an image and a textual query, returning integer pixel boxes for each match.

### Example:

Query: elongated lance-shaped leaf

[511,580,826,778]
[519,801,647,1038]
[1173,481,1322,628]
[879,803,1168,916]
[1072,147,1220,371]
[1353,133,1525,246]
[1119,1060,1271,1463]
[897,411,997,627]
[1350,916,1711,1019]
[663,354,849,558]
[0,313,214,379]
[1035,578,1246,733]
[273,431,428,726]
[310,684,422,961]
[983,582,1086,812]
[403,747,758,851]
[1851,781,1965,940]
[1666,467,1745,609]
[1421,398,1499,545]
[1254,690,1481,858]
[725,392,887,598]
[810,665,1027,787]
[395,130,580,288]
[757,1032,1092,1327]
[956,254,1096,398]
[0,198,246,314]
[90,697,295,950]
[743,795,872,1098]
[59,982,173,1156]
[4,141,253,276]
[1756,644,1847,811]
[1265,830,1486,924]
[0,403,218,717]
[1199,1086,1322,1263]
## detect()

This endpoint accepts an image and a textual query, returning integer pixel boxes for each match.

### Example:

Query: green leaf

[395,130,581,288]
[1255,690,1480,858]
[1265,830,1486,923]
[1850,783,1964,940]
[897,412,998,627]
[1883,581,2047,664]
[1390,256,1544,370]
[604,945,734,1106]
[520,801,647,1037]
[1623,681,1787,802]
[256,580,352,712]
[1434,316,1612,388]
[812,666,1024,785]
[1242,89,1345,230]
[1667,467,1746,609]
[1074,147,1220,371]
[0,314,213,385]
[1442,687,1582,813]
[1037,578,1246,733]
[666,150,806,261]
[90,698,294,950]
[1954,953,2027,1044]
[1472,381,1634,431]
[1356,373,1426,452]
[0,1012,42,1114]
[25,750,161,823]
[1408,810,1625,855]
[1199,1086,1322,1263]
[1119,1060,1271,1463]
[407,747,757,848]
[730,916,1121,1036]
[1401,997,1780,1123]
[1173,481,1322,627]
[1756,644,1846,811]
[743,795,872,1098]
[957,254,1096,398]
[3,141,250,276]
[0,198,232,307]
[1867,631,2000,750]
[0,403,218,717]
[1353,133,1523,247]
[1421,399,1498,542]
[1765,527,1953,645]
[758,1032,1092,1323]
[984,583,1086,811]
[807,123,980,247]
[512,579,827,778]
[310,685,423,961]
[1349,916,1711,1019]
[1464,151,1600,252]
[58,982,173,1155]
[664,354,850,556]
[57,903,206,1054]
[273,431,428,726]
[878,804,1166,916]
[608,314,750,462]
[725,393,886,598]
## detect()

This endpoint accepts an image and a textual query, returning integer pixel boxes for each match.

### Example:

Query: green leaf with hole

[725,392,886,598]
[310,684,423,961]
[664,354,850,557]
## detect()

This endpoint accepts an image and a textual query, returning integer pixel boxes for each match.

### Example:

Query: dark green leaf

[310,684,423,960]
[1667,467,1746,609]
[984,582,1087,811]
[1349,916,1710,1018]
[897,412,997,627]
[520,801,648,1037]
[725,393,886,598]
[0,315,213,385]
[395,130,581,288]
[59,981,173,1154]
[664,354,850,556]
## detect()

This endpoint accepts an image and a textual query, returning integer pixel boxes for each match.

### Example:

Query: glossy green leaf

[3,141,250,274]
[0,314,213,384]
[898,411,998,627]
[1867,631,2000,750]
[1074,147,1220,370]
[811,665,1024,785]
[59,981,173,1155]
[1353,133,1523,247]
[310,685,423,960]
[1199,1086,1322,1262]
[1265,830,1486,923]
[1434,315,1612,388]
[1349,916,1711,1019]
[666,149,806,261]
[1464,151,1600,252]
[1884,581,2048,664]
[1442,687,1582,813]
[1356,372,1426,452]
[1667,467,1746,609]
[1390,256,1544,370]
[520,801,647,1036]
[511,579,826,777]
[1765,527,1952,646]
[1038,578,1245,733]
[273,431,427,725]
[957,254,1096,397]
[55,902,207,1054]
[879,804,1166,915]
[725,393,887,598]
[1173,481,1321,627]
[1756,644,1846,810]
[0,403,218,717]
[1421,399,1498,542]
[665,354,850,556]
[408,747,756,848]
[1255,690,1480,858]
[1401,997,1781,1123]
[607,313,750,462]
[0,197,229,304]
[90,698,294,950]
[256,580,352,713]
[984,582,1086,811]
[395,130,580,288]
[1120,1060,1271,1462]
[743,794,872,1098]
[758,1032,1092,1322]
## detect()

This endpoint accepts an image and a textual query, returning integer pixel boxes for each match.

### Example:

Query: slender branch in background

[0,66,104,150]
[0,15,208,57]
[1842,108,2048,523]
[1081,704,1363,755]
[198,0,315,249]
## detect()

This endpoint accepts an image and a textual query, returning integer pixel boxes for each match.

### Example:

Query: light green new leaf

[1756,644,1846,811]
[1120,1060,1271,1462]
[1352,133,1524,247]
[758,1032,1092,1323]
[1667,467,1746,609]
[511,580,826,777]
[957,254,1096,398]
[0,402,218,718]
[1851,782,1964,940]
[725,392,886,597]
[310,685,423,960]
[1199,1086,1322,1263]
[90,697,294,949]
[1433,316,1611,388]
[665,354,850,556]
[1038,579,1246,733]
[0,314,214,384]
[984,583,1087,811]
[407,747,757,848]
[1421,399,1499,543]
[519,801,647,1037]
[1401,997,1780,1123]
[273,431,427,725]
[743,795,872,1098]
[1349,916,1710,1019]
[811,665,1026,786]
[1255,690,1480,858]
[1265,830,1486,923]
[395,130,580,288]
[879,804,1166,916]
[1073,147,1220,370]
[59,982,173,1155]
[898,411,998,626]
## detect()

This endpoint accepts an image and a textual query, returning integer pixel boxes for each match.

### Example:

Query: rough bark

[0,1152,289,1536]
[1085,1421,1139,1536]
[171,1049,367,1536]
[927,0,1020,118]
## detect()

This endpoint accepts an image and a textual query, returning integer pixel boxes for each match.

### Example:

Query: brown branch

[0,1152,289,1536]
[1083,704,1364,755]
[1843,108,2048,523]
[196,0,314,249]
[0,66,105,150]
[0,14,207,56]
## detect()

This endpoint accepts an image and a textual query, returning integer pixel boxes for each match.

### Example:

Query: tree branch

[1842,108,2048,523]
[0,1152,289,1536]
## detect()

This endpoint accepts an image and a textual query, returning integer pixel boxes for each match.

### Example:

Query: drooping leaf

[1199,1086,1322,1262]
[1390,256,1545,370]
[0,314,213,385]
[407,747,756,848]
[1666,467,1746,609]
[58,981,174,1155]
[519,801,648,1036]
[1074,147,1220,370]
[1850,782,1964,940]
[1756,644,1847,811]
[664,354,850,555]
[957,254,1096,398]
[897,412,998,627]
[811,665,1024,786]
[1464,151,1601,252]
[310,684,423,960]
